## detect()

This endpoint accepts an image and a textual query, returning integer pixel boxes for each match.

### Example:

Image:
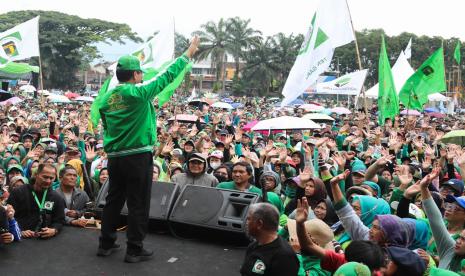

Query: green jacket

[100,55,190,157]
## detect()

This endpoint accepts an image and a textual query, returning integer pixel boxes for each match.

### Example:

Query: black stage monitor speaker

[121,181,179,220]
[95,180,179,221]
[168,185,260,233]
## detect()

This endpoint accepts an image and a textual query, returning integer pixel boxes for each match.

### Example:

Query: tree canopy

[0,12,462,95]
[0,10,141,89]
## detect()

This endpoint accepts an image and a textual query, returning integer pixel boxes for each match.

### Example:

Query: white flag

[0,16,40,62]
[316,69,367,95]
[107,19,175,90]
[132,19,174,70]
[187,86,197,101]
[281,0,354,107]
[364,51,415,98]
[404,38,412,59]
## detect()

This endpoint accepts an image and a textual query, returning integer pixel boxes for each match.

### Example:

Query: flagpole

[36,16,44,107]
[344,0,369,121]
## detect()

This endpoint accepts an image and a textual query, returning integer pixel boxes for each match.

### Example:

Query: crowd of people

[1,88,465,275]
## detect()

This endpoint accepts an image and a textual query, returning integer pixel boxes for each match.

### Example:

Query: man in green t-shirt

[217,162,284,214]
[97,37,199,263]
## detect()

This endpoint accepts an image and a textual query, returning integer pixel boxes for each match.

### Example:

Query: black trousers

[99,151,153,253]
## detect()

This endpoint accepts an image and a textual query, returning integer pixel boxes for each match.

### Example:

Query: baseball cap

[117,55,146,72]
[7,164,23,174]
[171,148,183,156]
[45,146,58,153]
[65,146,79,153]
[445,195,465,210]
[219,129,229,136]
[442,179,464,196]
[214,141,225,147]
[209,150,223,159]
[189,153,206,163]
[351,160,367,176]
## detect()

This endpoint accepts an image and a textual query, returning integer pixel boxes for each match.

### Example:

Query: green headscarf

[334,262,371,276]
[337,195,390,244]
[3,156,20,170]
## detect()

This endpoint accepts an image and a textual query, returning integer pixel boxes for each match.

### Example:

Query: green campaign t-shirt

[217,181,284,214]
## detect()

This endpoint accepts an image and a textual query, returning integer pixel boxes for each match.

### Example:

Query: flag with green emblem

[398,47,446,111]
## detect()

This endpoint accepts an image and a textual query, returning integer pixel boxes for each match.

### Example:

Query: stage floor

[1,227,245,275]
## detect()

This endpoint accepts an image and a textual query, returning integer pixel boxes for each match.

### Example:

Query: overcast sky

[4,0,465,61]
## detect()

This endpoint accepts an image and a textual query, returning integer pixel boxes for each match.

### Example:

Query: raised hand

[315,137,328,148]
[224,115,232,126]
[398,170,413,187]
[332,152,346,169]
[295,197,310,224]
[375,154,394,167]
[419,166,440,189]
[186,35,200,59]
[85,144,97,162]
[171,121,180,133]
[264,140,274,153]
[212,114,221,125]
[230,155,240,164]
[164,140,175,155]
[422,156,432,170]
[343,151,356,161]
[424,144,435,157]
[234,126,244,141]
[242,147,251,158]
[66,130,77,142]
[224,134,234,146]
[404,180,422,199]
[278,147,288,163]
[299,166,313,187]
[330,169,350,185]
[455,151,465,168]
[326,139,337,150]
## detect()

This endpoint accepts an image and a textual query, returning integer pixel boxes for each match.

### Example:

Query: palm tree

[269,33,304,91]
[193,18,230,89]
[226,17,262,78]
[241,37,279,96]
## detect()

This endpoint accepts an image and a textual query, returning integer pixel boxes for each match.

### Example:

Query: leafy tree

[175,32,190,57]
[0,10,141,89]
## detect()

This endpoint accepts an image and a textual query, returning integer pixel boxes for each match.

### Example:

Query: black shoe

[124,248,153,263]
[97,243,121,257]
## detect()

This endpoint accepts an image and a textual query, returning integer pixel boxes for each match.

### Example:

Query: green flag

[455,41,461,64]
[398,47,446,111]
[378,36,399,125]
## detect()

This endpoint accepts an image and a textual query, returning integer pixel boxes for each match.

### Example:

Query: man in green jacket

[97,36,199,263]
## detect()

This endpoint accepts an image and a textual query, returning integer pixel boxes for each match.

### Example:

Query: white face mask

[210,162,221,170]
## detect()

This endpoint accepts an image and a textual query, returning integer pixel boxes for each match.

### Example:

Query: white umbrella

[38,90,50,96]
[252,116,321,131]
[19,84,36,93]
[75,96,94,102]
[211,102,233,109]
[331,107,352,115]
[302,113,335,122]
[48,94,71,103]
[299,103,325,112]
